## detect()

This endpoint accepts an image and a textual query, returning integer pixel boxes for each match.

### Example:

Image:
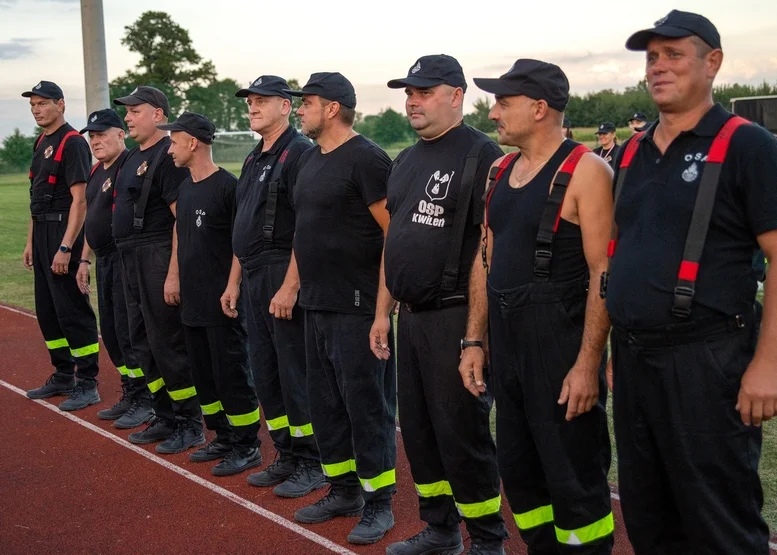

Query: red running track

[0,304,771,555]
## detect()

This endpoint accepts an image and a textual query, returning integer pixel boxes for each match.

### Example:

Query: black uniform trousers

[612,311,769,555]
[305,310,397,503]
[117,234,200,425]
[398,303,507,543]
[95,246,146,398]
[32,216,99,383]
[488,278,613,554]
[183,321,260,450]
[241,251,318,460]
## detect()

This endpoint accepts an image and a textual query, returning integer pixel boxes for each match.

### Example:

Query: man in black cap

[231,76,323,496]
[76,109,150,424]
[628,112,648,135]
[21,81,101,411]
[380,54,508,555]
[593,122,620,169]
[157,112,262,475]
[562,116,573,140]
[287,72,397,545]
[604,10,777,554]
[464,59,615,554]
[111,86,204,454]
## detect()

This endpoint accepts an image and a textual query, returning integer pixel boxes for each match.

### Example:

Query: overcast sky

[1,0,776,140]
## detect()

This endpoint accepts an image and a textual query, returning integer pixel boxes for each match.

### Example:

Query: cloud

[0,0,79,7]
[0,38,34,60]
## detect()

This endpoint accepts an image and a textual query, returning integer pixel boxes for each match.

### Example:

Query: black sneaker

[294,485,364,524]
[128,417,176,445]
[155,421,206,454]
[189,439,233,463]
[273,457,327,498]
[97,384,132,420]
[347,500,394,545]
[247,452,296,487]
[58,382,101,411]
[467,542,505,555]
[26,374,75,399]
[212,447,263,477]
[386,525,464,555]
[113,398,154,430]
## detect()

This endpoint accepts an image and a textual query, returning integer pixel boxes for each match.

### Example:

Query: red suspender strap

[672,115,749,318]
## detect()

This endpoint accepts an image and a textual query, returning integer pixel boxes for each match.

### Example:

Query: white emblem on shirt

[259,164,271,182]
[425,170,454,202]
[101,178,112,192]
[682,162,699,183]
[44,145,53,159]
[195,209,206,227]
[411,62,421,74]
[684,152,707,162]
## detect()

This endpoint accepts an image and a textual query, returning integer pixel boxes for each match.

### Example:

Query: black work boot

[58,381,101,411]
[467,541,505,555]
[189,437,233,463]
[386,524,464,555]
[128,417,176,445]
[273,457,327,498]
[97,384,132,420]
[347,499,395,545]
[26,373,75,399]
[212,447,263,477]
[113,397,154,430]
[294,485,364,524]
[247,452,296,487]
[155,420,206,454]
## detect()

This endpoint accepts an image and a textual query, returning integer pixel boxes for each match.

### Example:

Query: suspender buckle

[533,249,552,278]
[671,286,695,318]
[133,217,145,231]
[262,225,274,241]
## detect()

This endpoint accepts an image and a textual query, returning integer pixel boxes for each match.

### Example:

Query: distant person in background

[593,122,620,169]
[563,116,574,139]
[628,112,648,134]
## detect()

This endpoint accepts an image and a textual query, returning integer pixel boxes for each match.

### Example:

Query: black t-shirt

[233,126,313,259]
[593,143,621,169]
[112,136,190,241]
[606,104,777,328]
[293,135,390,314]
[384,125,502,304]
[177,168,237,326]
[29,123,90,214]
[84,150,128,252]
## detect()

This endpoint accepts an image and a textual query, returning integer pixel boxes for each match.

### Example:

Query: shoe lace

[109,386,129,409]
[123,399,143,417]
[67,382,87,399]
[264,452,293,473]
[407,526,436,545]
[312,486,342,508]
[357,502,382,526]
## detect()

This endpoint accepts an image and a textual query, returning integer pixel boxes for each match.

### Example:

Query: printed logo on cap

[34,82,42,90]
[131,87,139,95]
[253,77,263,86]
[411,62,421,74]
[91,114,97,122]
[654,15,669,26]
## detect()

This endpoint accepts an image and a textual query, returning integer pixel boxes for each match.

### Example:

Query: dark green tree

[370,108,413,145]
[186,78,249,131]
[464,97,497,132]
[0,128,35,172]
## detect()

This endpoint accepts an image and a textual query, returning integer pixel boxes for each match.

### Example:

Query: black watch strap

[461,339,483,349]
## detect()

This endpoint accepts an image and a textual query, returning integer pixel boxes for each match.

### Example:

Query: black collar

[254,124,297,157]
[638,103,730,145]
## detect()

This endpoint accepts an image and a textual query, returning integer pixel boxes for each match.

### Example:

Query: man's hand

[558,362,599,421]
[164,272,180,306]
[269,284,298,320]
[76,262,91,295]
[736,360,777,426]
[369,316,391,360]
[51,251,70,276]
[459,346,487,397]
[23,243,33,270]
[220,282,240,318]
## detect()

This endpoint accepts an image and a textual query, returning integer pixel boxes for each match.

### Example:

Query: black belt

[405,295,468,313]
[32,213,65,222]
[613,312,750,348]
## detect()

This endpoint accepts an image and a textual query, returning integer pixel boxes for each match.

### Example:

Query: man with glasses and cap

[379,54,508,555]
[111,86,203,454]
[230,76,323,497]
[22,80,101,411]
[604,10,777,554]
[287,72,397,546]
[77,109,149,424]
[593,122,620,169]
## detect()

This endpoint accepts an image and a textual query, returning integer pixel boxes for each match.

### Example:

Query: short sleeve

[352,144,390,206]
[63,136,91,187]
[739,127,777,237]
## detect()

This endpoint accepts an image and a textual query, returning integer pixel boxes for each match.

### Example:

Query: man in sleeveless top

[461,59,615,554]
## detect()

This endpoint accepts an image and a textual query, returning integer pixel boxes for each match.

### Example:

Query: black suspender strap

[133,138,170,231]
[263,147,290,243]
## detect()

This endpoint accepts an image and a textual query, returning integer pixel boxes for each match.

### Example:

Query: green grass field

[2,166,774,530]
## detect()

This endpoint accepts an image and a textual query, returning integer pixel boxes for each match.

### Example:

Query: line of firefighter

[20,9,777,555]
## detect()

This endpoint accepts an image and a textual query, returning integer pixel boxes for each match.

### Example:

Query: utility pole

[80,0,110,116]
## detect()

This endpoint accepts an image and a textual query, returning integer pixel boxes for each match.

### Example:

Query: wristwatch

[59,244,71,254]
[460,339,483,350]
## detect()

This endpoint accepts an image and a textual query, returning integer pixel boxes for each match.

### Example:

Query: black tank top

[488,140,588,289]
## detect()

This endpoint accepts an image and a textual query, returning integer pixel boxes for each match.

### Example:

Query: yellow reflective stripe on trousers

[456,495,502,518]
[70,343,99,357]
[555,512,614,545]
[514,504,554,530]
[45,338,69,350]
[201,400,224,415]
[227,407,261,427]
[168,386,197,401]
[415,480,453,498]
[147,377,165,393]
[266,415,289,431]
[126,367,144,378]
[116,365,130,376]
[322,459,356,478]
[360,469,396,492]
[289,423,314,437]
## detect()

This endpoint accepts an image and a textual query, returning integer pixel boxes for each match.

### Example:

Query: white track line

[0,378,357,555]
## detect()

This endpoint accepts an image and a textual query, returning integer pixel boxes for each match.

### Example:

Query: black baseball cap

[596,122,617,134]
[629,112,647,123]
[79,109,124,134]
[473,59,569,112]
[21,80,63,100]
[626,10,721,51]
[284,72,357,109]
[157,111,216,145]
[113,86,171,117]
[387,54,467,91]
[235,75,292,100]
[563,116,571,128]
